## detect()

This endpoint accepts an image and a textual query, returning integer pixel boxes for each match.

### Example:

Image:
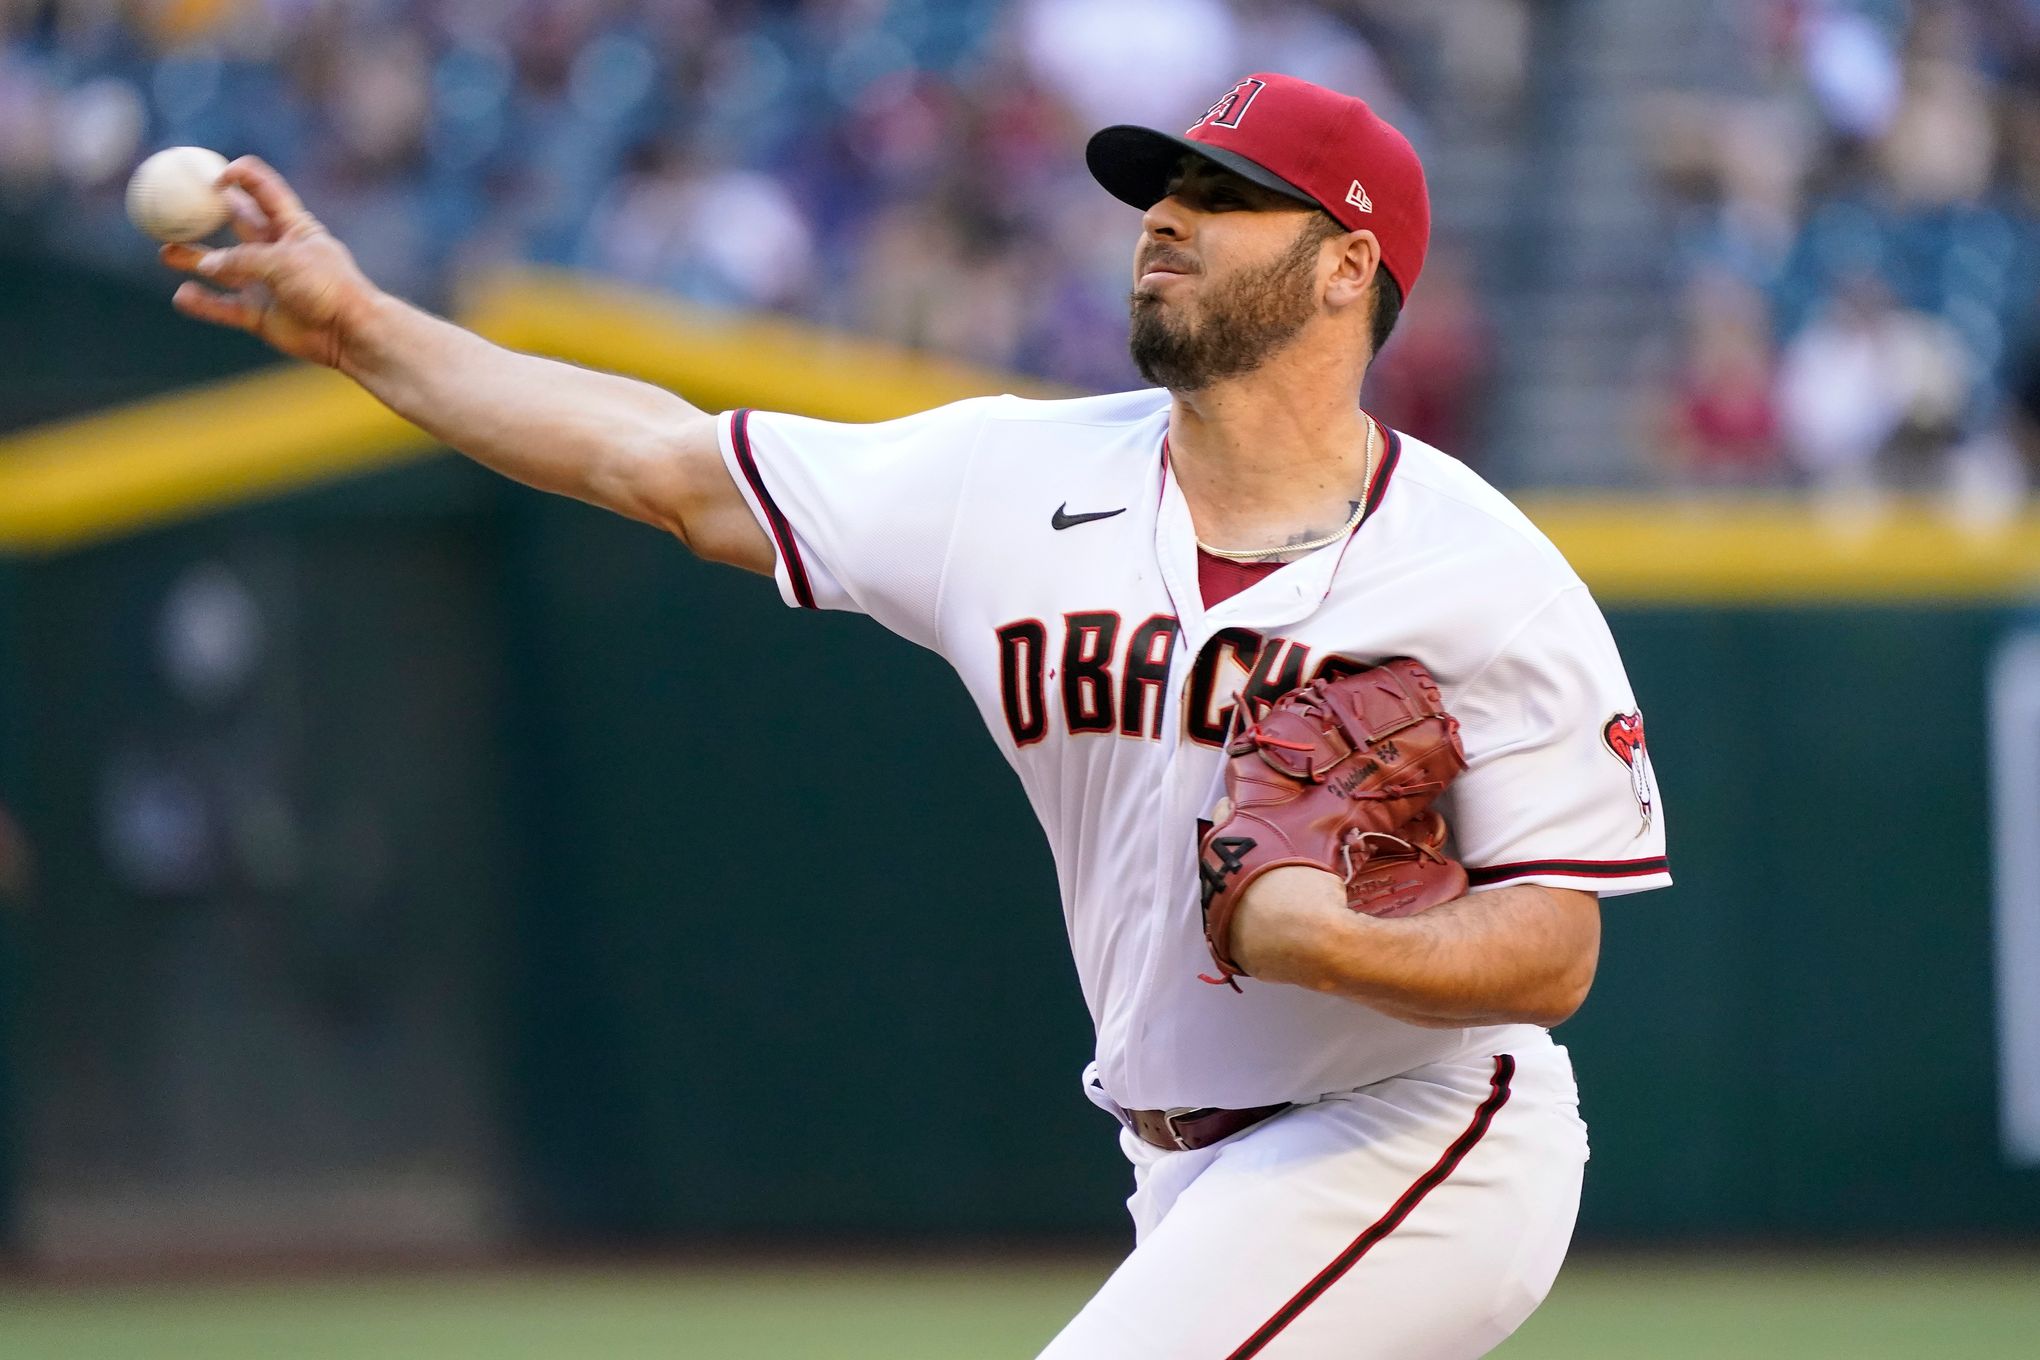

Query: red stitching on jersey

[1465,856,1670,886]
[730,408,816,609]
[1223,1054,1516,1358]
[1328,418,1400,580]
[1159,432,1174,513]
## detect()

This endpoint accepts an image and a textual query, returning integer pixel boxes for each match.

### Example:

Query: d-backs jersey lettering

[719,390,1670,1112]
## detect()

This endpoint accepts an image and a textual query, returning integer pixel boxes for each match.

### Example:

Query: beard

[1127,224,1323,391]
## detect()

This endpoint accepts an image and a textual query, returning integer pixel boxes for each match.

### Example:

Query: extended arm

[159,157,771,573]
[1228,868,1600,1028]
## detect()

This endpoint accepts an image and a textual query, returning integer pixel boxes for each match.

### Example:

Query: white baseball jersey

[718,388,1669,1114]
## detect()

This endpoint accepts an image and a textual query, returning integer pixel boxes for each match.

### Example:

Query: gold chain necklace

[1194,415,1379,562]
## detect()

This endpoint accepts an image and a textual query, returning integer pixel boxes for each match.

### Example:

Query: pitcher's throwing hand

[159,156,379,371]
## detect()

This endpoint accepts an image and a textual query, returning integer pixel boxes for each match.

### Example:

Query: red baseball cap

[1086,72,1430,299]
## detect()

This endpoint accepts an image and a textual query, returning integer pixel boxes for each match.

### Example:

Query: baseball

[125,146,230,244]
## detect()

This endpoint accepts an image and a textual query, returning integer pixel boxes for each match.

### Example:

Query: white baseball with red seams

[718,387,1669,1357]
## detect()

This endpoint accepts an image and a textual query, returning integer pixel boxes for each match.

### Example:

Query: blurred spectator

[1777,272,1972,492]
[851,192,1031,370]
[1662,274,1784,486]
[2007,311,2040,483]
[1644,90,1812,277]
[2005,54,2040,213]
[1800,0,1905,146]
[1017,0,1240,129]
[1434,0,1533,114]
[1877,5,1997,205]
[1233,0,1405,119]
[583,139,817,310]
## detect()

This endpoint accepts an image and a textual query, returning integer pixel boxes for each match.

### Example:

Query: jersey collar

[1153,421,1402,634]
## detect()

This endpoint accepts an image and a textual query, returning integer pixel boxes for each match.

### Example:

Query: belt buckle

[1160,1106,1212,1151]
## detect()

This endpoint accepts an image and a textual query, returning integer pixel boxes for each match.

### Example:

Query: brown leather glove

[1198,658,1468,986]
[1342,808,1469,919]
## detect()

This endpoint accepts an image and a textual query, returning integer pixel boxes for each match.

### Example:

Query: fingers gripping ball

[1198,658,1469,986]
[126,146,230,243]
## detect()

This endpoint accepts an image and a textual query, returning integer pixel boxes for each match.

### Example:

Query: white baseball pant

[1040,1038,1589,1358]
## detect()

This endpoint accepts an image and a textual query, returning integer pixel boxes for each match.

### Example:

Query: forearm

[1231,870,1599,1028]
[337,291,710,533]
[161,158,765,559]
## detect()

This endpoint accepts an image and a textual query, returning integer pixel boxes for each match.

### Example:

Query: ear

[1323,230,1381,311]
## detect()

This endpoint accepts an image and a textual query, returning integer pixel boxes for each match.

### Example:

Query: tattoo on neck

[1284,502,1363,547]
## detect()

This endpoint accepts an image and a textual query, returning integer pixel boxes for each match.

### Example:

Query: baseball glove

[1197,659,1468,987]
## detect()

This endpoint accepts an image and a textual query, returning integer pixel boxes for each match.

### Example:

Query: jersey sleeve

[1441,585,1671,897]
[717,398,997,650]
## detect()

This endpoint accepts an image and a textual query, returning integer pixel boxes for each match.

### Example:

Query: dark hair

[1303,210,1402,358]
[1368,270,1403,359]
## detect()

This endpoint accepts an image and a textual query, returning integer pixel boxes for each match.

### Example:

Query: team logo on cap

[1195,77,1266,132]
[1345,181,1374,213]
[1602,712,1654,829]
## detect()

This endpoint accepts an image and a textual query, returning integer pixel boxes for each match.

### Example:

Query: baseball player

[161,71,1668,1359]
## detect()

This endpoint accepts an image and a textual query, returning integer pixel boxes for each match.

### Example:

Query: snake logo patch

[1602,712,1654,830]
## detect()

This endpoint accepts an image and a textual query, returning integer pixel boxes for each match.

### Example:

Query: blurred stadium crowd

[4,0,2040,493]
[1651,0,2040,499]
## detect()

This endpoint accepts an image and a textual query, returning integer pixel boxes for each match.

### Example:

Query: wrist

[333,286,400,380]
[1232,865,1353,986]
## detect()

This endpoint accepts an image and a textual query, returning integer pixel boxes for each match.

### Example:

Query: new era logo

[1345,181,1374,213]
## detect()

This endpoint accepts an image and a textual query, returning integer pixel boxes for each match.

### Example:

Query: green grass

[1506,1255,2040,1359]
[0,1261,1107,1360]
[0,1252,2033,1358]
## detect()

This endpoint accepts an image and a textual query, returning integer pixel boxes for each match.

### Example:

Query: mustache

[1138,248,1199,275]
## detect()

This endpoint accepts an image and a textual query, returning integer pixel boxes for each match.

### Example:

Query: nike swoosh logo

[1052,503,1127,531]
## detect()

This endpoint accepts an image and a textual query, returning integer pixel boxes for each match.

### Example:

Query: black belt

[1125,1101,1293,1151]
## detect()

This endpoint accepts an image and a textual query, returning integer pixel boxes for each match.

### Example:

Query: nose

[1141,192,1191,240]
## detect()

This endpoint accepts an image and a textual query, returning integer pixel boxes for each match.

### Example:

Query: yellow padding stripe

[6,268,2040,603]
[1531,498,2040,604]
[0,268,1038,554]
[0,367,430,551]
[465,271,1047,417]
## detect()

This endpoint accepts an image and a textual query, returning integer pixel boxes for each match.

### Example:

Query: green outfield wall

[0,562,22,1242]
[0,256,277,437]
[498,506,2040,1240]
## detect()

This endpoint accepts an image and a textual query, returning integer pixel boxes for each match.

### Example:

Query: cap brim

[1085,125,1318,213]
